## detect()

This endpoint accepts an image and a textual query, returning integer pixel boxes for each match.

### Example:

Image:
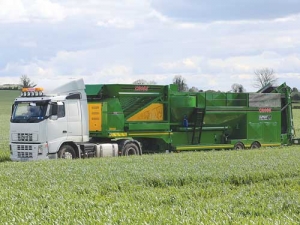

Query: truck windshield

[11,101,49,123]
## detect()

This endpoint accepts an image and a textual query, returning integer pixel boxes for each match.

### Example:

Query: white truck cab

[10,79,89,161]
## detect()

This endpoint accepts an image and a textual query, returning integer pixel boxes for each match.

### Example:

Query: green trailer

[85,82,298,155]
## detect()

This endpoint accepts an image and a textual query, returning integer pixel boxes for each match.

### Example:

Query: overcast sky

[0,0,300,92]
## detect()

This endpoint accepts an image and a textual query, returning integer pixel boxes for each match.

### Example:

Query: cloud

[1,45,300,92]
[0,0,27,23]
[160,57,201,71]
[150,0,300,22]
[0,0,66,23]
[1,0,300,93]
[97,18,135,29]
[156,51,300,91]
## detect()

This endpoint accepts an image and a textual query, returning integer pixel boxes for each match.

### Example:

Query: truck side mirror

[11,104,15,116]
[10,104,15,121]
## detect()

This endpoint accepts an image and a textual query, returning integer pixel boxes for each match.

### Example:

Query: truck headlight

[38,145,43,155]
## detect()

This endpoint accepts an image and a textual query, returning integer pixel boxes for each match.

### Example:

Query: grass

[293,104,300,135]
[0,90,19,160]
[0,149,300,224]
[0,90,299,224]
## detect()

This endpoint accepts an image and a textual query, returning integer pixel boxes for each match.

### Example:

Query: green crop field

[0,90,19,161]
[0,90,299,224]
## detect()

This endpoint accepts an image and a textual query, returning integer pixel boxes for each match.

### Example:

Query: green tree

[231,83,245,93]
[173,75,188,92]
[189,86,199,92]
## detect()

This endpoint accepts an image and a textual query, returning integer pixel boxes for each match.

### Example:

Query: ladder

[191,108,205,144]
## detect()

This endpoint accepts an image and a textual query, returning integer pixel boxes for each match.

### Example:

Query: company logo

[135,86,148,91]
[259,108,272,113]
[259,115,272,121]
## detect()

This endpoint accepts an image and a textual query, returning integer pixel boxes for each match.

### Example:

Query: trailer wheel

[122,142,140,156]
[234,142,244,150]
[251,142,261,149]
[58,145,76,159]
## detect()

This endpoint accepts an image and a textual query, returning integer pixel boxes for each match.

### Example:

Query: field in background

[0,90,19,161]
[293,104,300,135]
[0,90,299,224]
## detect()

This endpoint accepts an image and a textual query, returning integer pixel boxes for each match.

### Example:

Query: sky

[0,0,300,92]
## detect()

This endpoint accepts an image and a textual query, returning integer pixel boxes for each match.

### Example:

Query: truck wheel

[122,142,140,156]
[234,142,244,150]
[251,142,261,149]
[58,145,76,159]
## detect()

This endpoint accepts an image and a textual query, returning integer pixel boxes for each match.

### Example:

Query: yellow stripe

[109,133,128,137]
[177,143,281,150]
[109,132,173,137]
[261,143,281,147]
[176,145,233,150]
[129,132,172,136]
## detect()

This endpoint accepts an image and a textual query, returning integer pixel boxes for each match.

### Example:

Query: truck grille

[11,133,38,142]
[17,152,33,158]
[18,133,32,141]
[17,145,33,158]
[17,145,33,151]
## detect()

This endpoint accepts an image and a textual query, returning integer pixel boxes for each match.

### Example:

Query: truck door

[47,102,68,153]
[66,99,83,141]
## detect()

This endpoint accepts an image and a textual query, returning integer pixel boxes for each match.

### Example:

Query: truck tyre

[251,142,261,149]
[58,145,76,159]
[122,142,140,156]
[234,142,244,150]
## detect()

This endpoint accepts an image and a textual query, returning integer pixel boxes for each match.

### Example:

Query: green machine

[85,82,298,155]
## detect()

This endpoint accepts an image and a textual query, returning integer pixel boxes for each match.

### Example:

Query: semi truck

[9,79,299,161]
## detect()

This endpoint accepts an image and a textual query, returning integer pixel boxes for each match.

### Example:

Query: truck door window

[58,104,65,118]
[51,102,65,118]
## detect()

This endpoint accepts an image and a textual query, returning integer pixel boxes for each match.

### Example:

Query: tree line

[0,75,36,90]
[4,70,300,102]
[133,68,280,93]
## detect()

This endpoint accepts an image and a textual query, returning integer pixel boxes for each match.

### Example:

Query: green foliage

[231,83,245,93]
[292,92,300,101]
[173,75,189,92]
[0,90,300,224]
[293,108,300,136]
[0,90,19,161]
[0,150,299,224]
[0,86,20,90]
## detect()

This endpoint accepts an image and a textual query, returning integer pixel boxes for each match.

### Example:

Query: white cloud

[156,51,300,91]
[97,18,135,29]
[1,0,300,93]
[29,0,66,22]
[0,0,66,23]
[0,0,27,23]
[160,57,201,70]
[20,41,38,48]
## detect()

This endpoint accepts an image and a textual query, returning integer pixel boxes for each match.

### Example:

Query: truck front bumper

[10,142,57,161]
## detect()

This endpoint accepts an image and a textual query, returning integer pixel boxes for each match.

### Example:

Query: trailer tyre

[251,142,261,149]
[58,145,76,159]
[234,142,245,150]
[122,142,140,156]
